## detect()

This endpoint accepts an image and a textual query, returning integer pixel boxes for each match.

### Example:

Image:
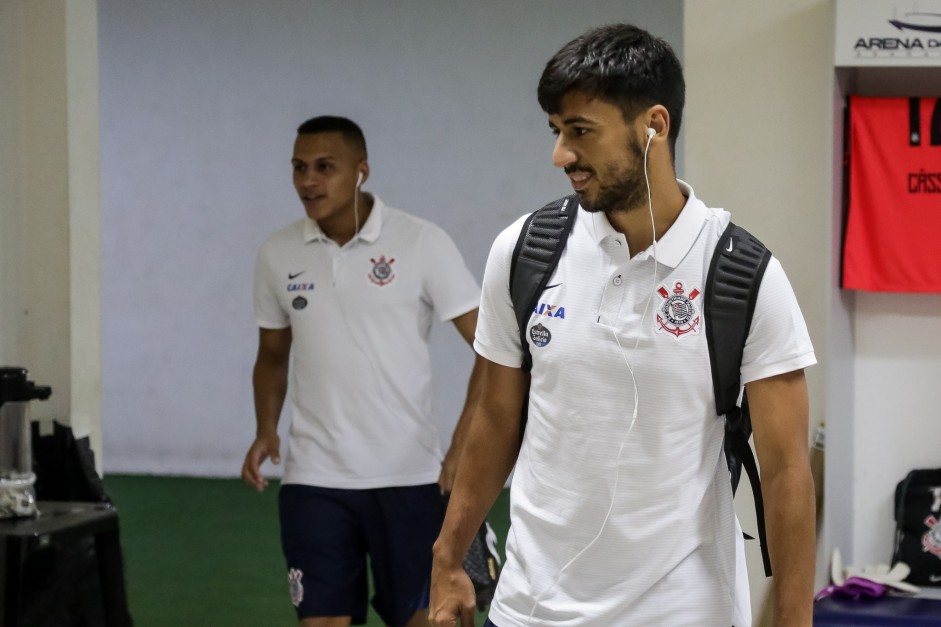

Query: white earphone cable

[353,178,361,241]
[525,130,659,625]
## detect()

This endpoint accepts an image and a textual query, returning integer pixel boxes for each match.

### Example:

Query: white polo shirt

[254,196,480,489]
[476,181,816,626]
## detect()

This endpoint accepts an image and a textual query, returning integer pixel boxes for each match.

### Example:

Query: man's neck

[607,178,686,257]
[320,192,374,247]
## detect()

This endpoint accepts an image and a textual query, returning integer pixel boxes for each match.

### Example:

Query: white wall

[684,0,941,618]
[0,0,71,418]
[65,0,104,457]
[683,0,834,619]
[853,294,941,564]
[97,0,684,475]
[0,1,23,364]
[0,0,101,458]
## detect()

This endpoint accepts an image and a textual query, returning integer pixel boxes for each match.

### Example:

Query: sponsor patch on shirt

[530,322,551,347]
[287,282,315,292]
[655,281,701,339]
[533,303,566,318]
[292,296,308,310]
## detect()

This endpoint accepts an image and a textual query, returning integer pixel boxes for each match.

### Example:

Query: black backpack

[509,194,773,576]
[893,468,941,586]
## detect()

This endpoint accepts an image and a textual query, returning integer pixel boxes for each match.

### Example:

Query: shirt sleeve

[473,215,531,368]
[253,240,290,330]
[740,256,816,384]
[419,222,481,322]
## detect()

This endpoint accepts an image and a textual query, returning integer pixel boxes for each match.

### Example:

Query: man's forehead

[291,150,337,162]
[549,93,621,122]
[293,132,353,159]
[548,93,639,128]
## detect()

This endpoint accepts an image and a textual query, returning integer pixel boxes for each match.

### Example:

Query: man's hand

[241,433,281,491]
[429,555,477,627]
[247,327,290,491]
[432,358,524,627]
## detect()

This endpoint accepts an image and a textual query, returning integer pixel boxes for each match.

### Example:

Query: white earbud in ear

[356,171,364,186]
[646,127,656,139]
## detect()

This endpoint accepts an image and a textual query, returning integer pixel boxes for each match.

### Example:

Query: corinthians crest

[922,515,941,559]
[368,255,396,286]
[288,568,304,607]
[656,281,701,338]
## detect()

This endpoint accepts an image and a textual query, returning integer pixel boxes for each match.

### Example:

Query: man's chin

[582,189,649,215]
[303,202,331,222]
[304,210,330,224]
[574,190,603,213]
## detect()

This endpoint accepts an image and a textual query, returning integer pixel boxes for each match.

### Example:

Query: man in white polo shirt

[242,116,482,627]
[430,24,816,627]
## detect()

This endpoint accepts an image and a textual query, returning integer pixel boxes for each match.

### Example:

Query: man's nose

[298,171,320,189]
[552,136,576,169]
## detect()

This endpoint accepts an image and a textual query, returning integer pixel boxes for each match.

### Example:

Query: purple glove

[815,576,888,601]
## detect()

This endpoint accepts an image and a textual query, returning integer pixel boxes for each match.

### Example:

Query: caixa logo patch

[287,282,315,292]
[533,303,565,318]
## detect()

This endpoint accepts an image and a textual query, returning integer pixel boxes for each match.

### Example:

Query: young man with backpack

[430,24,816,627]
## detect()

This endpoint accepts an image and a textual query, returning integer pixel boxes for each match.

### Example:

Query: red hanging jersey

[843,96,941,293]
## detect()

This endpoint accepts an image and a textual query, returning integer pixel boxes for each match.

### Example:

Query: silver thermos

[0,367,51,518]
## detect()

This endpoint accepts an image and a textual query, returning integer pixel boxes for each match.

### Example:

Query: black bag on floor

[893,468,941,586]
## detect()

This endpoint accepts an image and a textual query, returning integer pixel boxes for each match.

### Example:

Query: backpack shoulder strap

[509,195,579,372]
[704,221,773,576]
[705,222,771,415]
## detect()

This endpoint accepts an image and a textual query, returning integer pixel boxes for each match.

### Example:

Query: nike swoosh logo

[931,574,941,582]
[725,240,733,253]
[288,271,305,280]
[544,283,562,290]
[890,19,941,34]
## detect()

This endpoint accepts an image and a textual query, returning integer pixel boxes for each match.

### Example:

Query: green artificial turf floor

[103,475,509,626]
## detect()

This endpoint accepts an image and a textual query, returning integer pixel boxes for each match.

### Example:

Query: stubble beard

[578,136,648,215]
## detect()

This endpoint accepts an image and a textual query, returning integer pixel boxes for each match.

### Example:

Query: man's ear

[644,105,670,140]
[355,161,369,187]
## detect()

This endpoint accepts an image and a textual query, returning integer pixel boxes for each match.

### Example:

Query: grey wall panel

[98,0,683,475]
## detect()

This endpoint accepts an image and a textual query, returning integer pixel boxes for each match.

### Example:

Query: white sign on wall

[836,0,941,66]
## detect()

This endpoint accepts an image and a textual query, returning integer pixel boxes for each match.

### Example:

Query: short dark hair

[537,24,685,157]
[296,115,367,159]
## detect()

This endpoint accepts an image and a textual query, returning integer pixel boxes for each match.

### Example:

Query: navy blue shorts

[279,483,444,627]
